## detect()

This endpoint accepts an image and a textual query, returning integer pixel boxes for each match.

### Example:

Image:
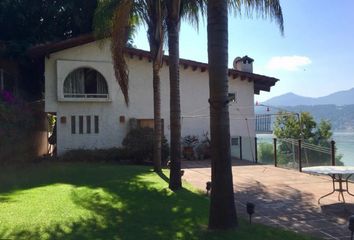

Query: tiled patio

[182,160,354,240]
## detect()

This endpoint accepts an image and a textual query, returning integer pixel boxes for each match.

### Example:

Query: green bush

[0,91,40,164]
[0,98,34,145]
[60,148,129,162]
[258,142,274,164]
[122,127,169,165]
[59,128,170,165]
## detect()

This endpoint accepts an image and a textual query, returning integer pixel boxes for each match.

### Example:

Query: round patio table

[302,166,354,204]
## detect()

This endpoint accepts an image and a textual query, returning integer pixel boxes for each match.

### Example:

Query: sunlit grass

[0,163,316,239]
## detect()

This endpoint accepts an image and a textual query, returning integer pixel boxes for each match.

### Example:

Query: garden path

[182,160,354,240]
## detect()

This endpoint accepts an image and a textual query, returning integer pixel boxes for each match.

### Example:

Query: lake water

[333,132,354,166]
[257,132,354,166]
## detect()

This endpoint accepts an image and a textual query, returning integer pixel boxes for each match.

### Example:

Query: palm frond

[110,0,133,105]
[94,0,122,39]
[228,0,284,35]
[94,0,142,105]
[180,0,206,31]
[143,0,165,66]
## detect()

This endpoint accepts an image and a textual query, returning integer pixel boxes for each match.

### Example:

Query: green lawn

[0,162,315,240]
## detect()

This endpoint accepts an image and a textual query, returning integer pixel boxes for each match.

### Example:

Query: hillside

[264,88,354,106]
[281,105,354,131]
[260,88,354,130]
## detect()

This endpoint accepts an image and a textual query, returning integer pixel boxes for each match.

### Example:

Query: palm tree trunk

[167,14,182,190]
[207,0,238,229]
[153,61,162,172]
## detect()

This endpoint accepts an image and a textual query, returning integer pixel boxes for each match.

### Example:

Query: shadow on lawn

[158,171,170,184]
[0,162,339,240]
[0,163,209,240]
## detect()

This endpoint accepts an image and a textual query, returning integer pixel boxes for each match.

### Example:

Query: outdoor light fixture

[60,116,66,124]
[206,181,212,196]
[246,202,255,224]
[349,215,354,240]
[119,115,125,123]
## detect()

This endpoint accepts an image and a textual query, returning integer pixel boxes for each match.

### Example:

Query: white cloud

[266,56,312,71]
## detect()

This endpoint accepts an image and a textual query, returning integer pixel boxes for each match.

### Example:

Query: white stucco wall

[229,80,256,162]
[44,40,256,159]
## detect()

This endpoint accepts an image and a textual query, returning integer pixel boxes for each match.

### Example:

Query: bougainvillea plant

[0,90,15,103]
[0,91,38,163]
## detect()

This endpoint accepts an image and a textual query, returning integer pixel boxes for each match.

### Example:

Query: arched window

[63,68,108,98]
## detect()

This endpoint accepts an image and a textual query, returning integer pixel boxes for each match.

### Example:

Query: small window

[63,68,108,99]
[71,116,76,134]
[86,116,91,134]
[138,119,154,129]
[137,119,164,135]
[231,137,239,146]
[228,93,236,103]
[94,116,99,133]
[79,116,84,134]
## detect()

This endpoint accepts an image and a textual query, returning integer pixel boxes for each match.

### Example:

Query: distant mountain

[258,88,354,130]
[264,88,354,106]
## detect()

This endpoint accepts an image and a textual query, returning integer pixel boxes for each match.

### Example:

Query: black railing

[262,137,336,172]
[232,136,337,172]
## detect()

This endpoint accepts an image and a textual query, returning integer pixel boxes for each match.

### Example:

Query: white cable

[182,105,210,115]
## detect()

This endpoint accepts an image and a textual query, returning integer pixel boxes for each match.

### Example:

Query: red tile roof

[28,34,278,94]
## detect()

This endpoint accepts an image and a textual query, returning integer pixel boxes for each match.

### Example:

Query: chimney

[233,55,254,73]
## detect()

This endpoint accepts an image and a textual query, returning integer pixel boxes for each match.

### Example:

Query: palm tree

[207,0,237,229]
[145,0,165,173]
[166,0,205,190]
[94,0,165,172]
[207,0,283,230]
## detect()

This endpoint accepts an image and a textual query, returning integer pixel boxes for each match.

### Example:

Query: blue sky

[132,0,354,102]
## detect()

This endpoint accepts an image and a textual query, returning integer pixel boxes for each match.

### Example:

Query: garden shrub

[60,148,129,162]
[122,127,169,165]
[258,142,274,164]
[60,128,170,165]
[0,91,41,164]
[195,132,211,160]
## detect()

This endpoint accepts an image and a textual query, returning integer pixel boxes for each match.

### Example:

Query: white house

[30,35,278,161]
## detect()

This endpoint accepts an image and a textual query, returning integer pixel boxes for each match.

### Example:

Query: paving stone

[182,159,354,239]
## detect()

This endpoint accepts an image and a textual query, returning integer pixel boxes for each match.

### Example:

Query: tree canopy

[0,0,97,58]
[274,111,333,145]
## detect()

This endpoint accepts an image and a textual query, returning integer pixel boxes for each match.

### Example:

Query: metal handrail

[63,93,109,99]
